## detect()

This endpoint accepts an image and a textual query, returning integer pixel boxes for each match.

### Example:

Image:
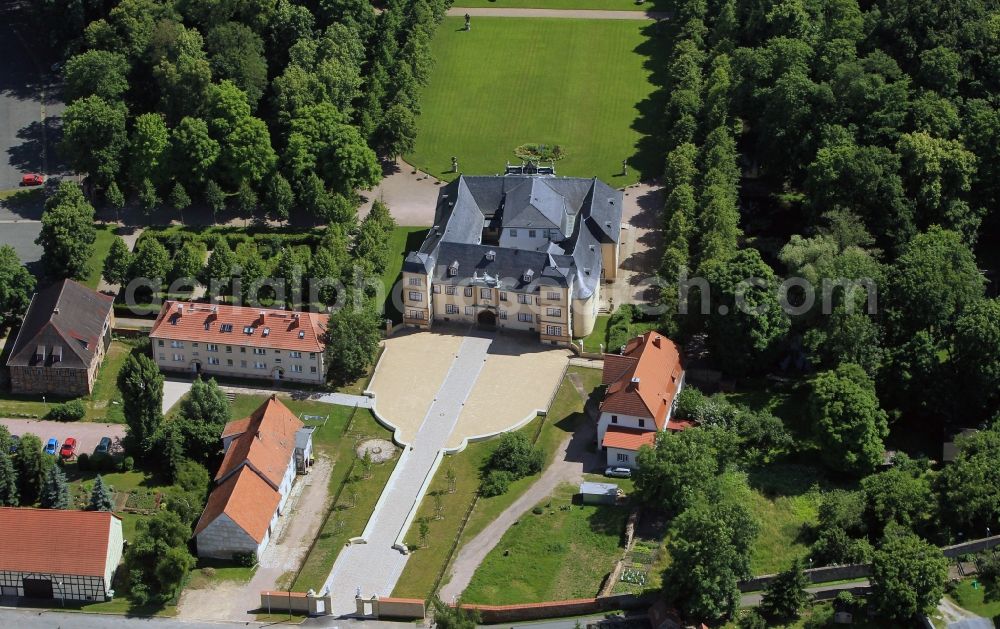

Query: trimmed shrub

[77,452,90,471]
[480,470,514,497]
[48,399,86,421]
[121,456,135,472]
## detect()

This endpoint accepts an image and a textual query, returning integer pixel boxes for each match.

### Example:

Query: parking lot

[0,419,125,458]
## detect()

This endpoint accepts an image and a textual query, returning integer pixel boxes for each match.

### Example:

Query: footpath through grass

[409,17,664,184]
[462,482,627,604]
[392,366,603,598]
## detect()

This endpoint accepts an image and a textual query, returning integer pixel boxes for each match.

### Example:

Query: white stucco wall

[606,446,638,468]
[597,411,655,446]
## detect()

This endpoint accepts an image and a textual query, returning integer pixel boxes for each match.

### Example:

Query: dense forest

[27,0,448,223]
[658,0,1000,433]
[648,0,1000,622]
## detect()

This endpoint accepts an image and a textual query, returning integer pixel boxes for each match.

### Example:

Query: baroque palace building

[401,167,622,344]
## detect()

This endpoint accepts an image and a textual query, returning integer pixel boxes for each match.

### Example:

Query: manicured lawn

[381,227,429,323]
[277,402,399,591]
[392,366,603,598]
[581,315,610,352]
[462,482,627,604]
[948,578,1000,619]
[452,0,666,9]
[84,225,119,289]
[408,17,665,184]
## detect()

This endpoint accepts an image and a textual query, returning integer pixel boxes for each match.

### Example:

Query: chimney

[630,376,640,390]
[53,308,60,315]
[652,335,661,348]
[258,311,266,323]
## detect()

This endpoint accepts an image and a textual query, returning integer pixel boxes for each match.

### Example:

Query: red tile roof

[215,396,303,488]
[666,418,697,431]
[194,466,281,543]
[149,301,328,352]
[0,508,119,577]
[601,331,683,429]
[602,426,657,451]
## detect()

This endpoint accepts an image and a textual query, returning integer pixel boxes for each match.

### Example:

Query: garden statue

[465,13,471,30]
[451,156,459,172]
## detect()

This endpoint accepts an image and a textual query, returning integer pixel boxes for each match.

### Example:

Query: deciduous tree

[870,533,947,620]
[0,245,36,325]
[808,363,889,475]
[36,182,96,280]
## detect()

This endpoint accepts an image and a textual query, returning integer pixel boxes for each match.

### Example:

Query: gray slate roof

[6,280,114,369]
[404,174,622,300]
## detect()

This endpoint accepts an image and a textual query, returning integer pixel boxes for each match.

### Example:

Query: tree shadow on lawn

[628,20,676,183]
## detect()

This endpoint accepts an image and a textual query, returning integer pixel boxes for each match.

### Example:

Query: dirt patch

[357,439,397,463]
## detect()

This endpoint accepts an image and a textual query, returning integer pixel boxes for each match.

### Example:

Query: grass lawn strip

[408,17,661,185]
[461,482,627,604]
[947,577,1000,618]
[391,366,602,598]
[450,0,667,11]
[84,225,118,289]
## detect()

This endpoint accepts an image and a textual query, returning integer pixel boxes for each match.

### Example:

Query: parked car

[20,173,44,186]
[605,466,632,479]
[94,437,112,455]
[60,438,77,459]
[9,435,19,454]
[44,438,59,455]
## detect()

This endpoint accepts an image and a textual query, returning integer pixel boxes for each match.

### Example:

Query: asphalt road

[0,607,418,629]
[0,3,66,270]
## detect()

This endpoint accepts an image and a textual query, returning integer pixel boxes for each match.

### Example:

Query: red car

[21,173,44,186]
[59,438,77,459]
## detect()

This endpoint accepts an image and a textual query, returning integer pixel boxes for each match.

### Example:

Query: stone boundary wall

[454,593,653,624]
[260,590,332,616]
[941,534,1000,558]
[740,534,1000,592]
[739,564,871,593]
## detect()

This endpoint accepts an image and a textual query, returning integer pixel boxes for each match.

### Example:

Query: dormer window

[52,346,63,363]
[448,260,459,276]
[298,331,305,339]
[523,269,534,283]
[486,250,496,261]
[243,326,254,335]
[262,327,270,337]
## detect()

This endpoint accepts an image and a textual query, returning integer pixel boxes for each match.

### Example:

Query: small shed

[579,481,621,506]
[295,426,315,473]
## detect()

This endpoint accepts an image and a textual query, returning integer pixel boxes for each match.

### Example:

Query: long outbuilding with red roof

[195,396,314,560]
[149,301,329,385]
[0,508,124,603]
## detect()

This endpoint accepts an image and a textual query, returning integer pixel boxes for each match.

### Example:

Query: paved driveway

[322,328,569,615]
[322,331,495,614]
[162,378,193,414]
[0,418,124,457]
